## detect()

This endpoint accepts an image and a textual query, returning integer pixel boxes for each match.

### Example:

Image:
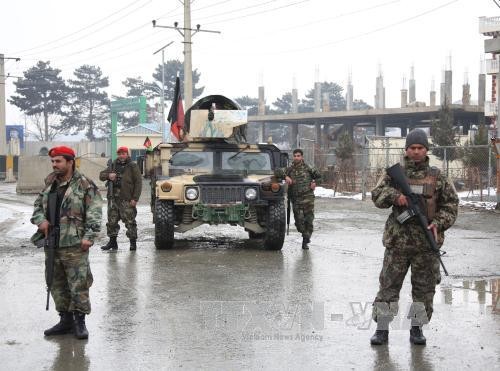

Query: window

[170,151,214,169]
[221,152,272,172]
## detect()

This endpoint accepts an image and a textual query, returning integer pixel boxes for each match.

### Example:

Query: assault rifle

[386,163,449,276]
[106,158,114,208]
[286,195,291,235]
[45,190,60,310]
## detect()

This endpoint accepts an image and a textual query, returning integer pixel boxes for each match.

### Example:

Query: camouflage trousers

[45,246,93,314]
[291,195,315,239]
[107,198,138,240]
[372,246,441,327]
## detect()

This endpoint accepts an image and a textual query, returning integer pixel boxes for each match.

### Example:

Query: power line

[18,0,153,58]
[193,0,279,22]
[11,0,149,55]
[203,0,310,26]
[202,0,459,56]
[197,0,400,47]
[15,5,182,65]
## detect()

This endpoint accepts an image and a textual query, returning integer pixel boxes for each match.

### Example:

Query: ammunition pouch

[395,208,417,224]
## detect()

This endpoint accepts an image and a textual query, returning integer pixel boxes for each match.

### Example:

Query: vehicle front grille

[201,185,243,204]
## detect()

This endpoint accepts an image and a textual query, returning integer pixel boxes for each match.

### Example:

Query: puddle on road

[440,278,500,314]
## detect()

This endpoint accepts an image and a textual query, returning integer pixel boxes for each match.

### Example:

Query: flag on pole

[143,136,153,151]
[167,77,185,141]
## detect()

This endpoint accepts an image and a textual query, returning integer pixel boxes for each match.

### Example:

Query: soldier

[275,148,321,249]
[31,146,102,339]
[100,146,142,251]
[370,129,458,346]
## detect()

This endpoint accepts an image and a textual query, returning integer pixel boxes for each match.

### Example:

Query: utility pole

[0,54,20,156]
[153,41,174,143]
[152,1,220,110]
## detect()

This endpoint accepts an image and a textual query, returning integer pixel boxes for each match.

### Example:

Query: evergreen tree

[272,92,293,114]
[151,59,204,101]
[9,61,67,141]
[352,99,372,110]
[463,124,495,171]
[301,82,346,112]
[58,65,110,140]
[431,103,460,168]
[234,96,259,115]
[334,130,355,161]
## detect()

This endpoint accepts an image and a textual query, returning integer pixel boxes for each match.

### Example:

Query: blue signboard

[6,125,24,150]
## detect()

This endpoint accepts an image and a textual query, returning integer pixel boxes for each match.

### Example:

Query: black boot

[101,236,118,251]
[73,312,89,340]
[370,329,389,345]
[409,326,426,345]
[130,239,137,251]
[44,311,73,336]
[302,236,310,250]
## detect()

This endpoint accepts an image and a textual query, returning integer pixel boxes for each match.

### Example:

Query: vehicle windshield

[221,152,272,173]
[170,151,213,169]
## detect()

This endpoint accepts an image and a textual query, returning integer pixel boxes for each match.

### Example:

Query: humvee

[144,95,288,250]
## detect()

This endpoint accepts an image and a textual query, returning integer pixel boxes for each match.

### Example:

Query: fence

[314,144,497,202]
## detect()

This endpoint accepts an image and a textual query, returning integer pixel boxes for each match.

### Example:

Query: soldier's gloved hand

[38,220,50,237]
[394,194,408,207]
[81,239,93,251]
[427,223,438,241]
[285,176,293,185]
[108,172,117,181]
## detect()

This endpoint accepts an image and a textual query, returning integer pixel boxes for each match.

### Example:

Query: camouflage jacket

[275,160,322,199]
[371,156,458,248]
[31,170,102,247]
[99,157,142,201]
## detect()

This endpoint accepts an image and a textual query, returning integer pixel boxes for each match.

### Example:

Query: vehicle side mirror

[280,152,289,167]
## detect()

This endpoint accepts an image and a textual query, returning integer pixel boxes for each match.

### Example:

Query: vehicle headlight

[185,187,199,200]
[245,187,257,200]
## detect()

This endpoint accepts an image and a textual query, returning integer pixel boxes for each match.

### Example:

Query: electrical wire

[18,0,153,58]
[11,0,149,55]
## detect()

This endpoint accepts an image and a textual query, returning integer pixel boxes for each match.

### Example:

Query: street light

[153,41,174,143]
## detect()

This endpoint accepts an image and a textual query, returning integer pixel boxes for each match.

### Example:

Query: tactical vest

[287,162,314,198]
[395,166,440,222]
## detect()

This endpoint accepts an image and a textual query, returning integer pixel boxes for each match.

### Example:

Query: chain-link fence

[313,144,497,202]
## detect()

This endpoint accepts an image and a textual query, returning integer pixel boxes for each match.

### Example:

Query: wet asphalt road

[0,183,499,370]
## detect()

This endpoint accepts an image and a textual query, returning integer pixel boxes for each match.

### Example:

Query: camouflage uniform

[100,157,142,240]
[276,160,321,240]
[371,156,458,325]
[31,171,102,314]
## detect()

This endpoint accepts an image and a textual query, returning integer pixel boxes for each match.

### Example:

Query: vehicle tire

[154,199,174,249]
[263,200,286,250]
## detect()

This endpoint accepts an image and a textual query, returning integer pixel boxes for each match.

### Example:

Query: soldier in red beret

[31,145,102,339]
[99,146,142,251]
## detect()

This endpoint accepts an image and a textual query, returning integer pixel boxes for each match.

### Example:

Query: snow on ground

[314,186,498,210]
[0,185,497,242]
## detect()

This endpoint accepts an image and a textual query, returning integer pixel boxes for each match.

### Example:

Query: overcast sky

[2,0,499,127]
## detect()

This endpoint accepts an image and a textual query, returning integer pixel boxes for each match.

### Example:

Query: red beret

[49,146,75,158]
[117,146,129,153]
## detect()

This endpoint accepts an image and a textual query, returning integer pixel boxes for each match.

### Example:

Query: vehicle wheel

[263,200,286,250]
[155,199,174,249]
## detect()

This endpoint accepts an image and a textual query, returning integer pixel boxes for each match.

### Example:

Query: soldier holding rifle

[31,146,102,339]
[370,129,458,346]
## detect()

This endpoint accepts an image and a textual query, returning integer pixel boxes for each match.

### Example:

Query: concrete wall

[23,141,110,157]
[16,156,109,194]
